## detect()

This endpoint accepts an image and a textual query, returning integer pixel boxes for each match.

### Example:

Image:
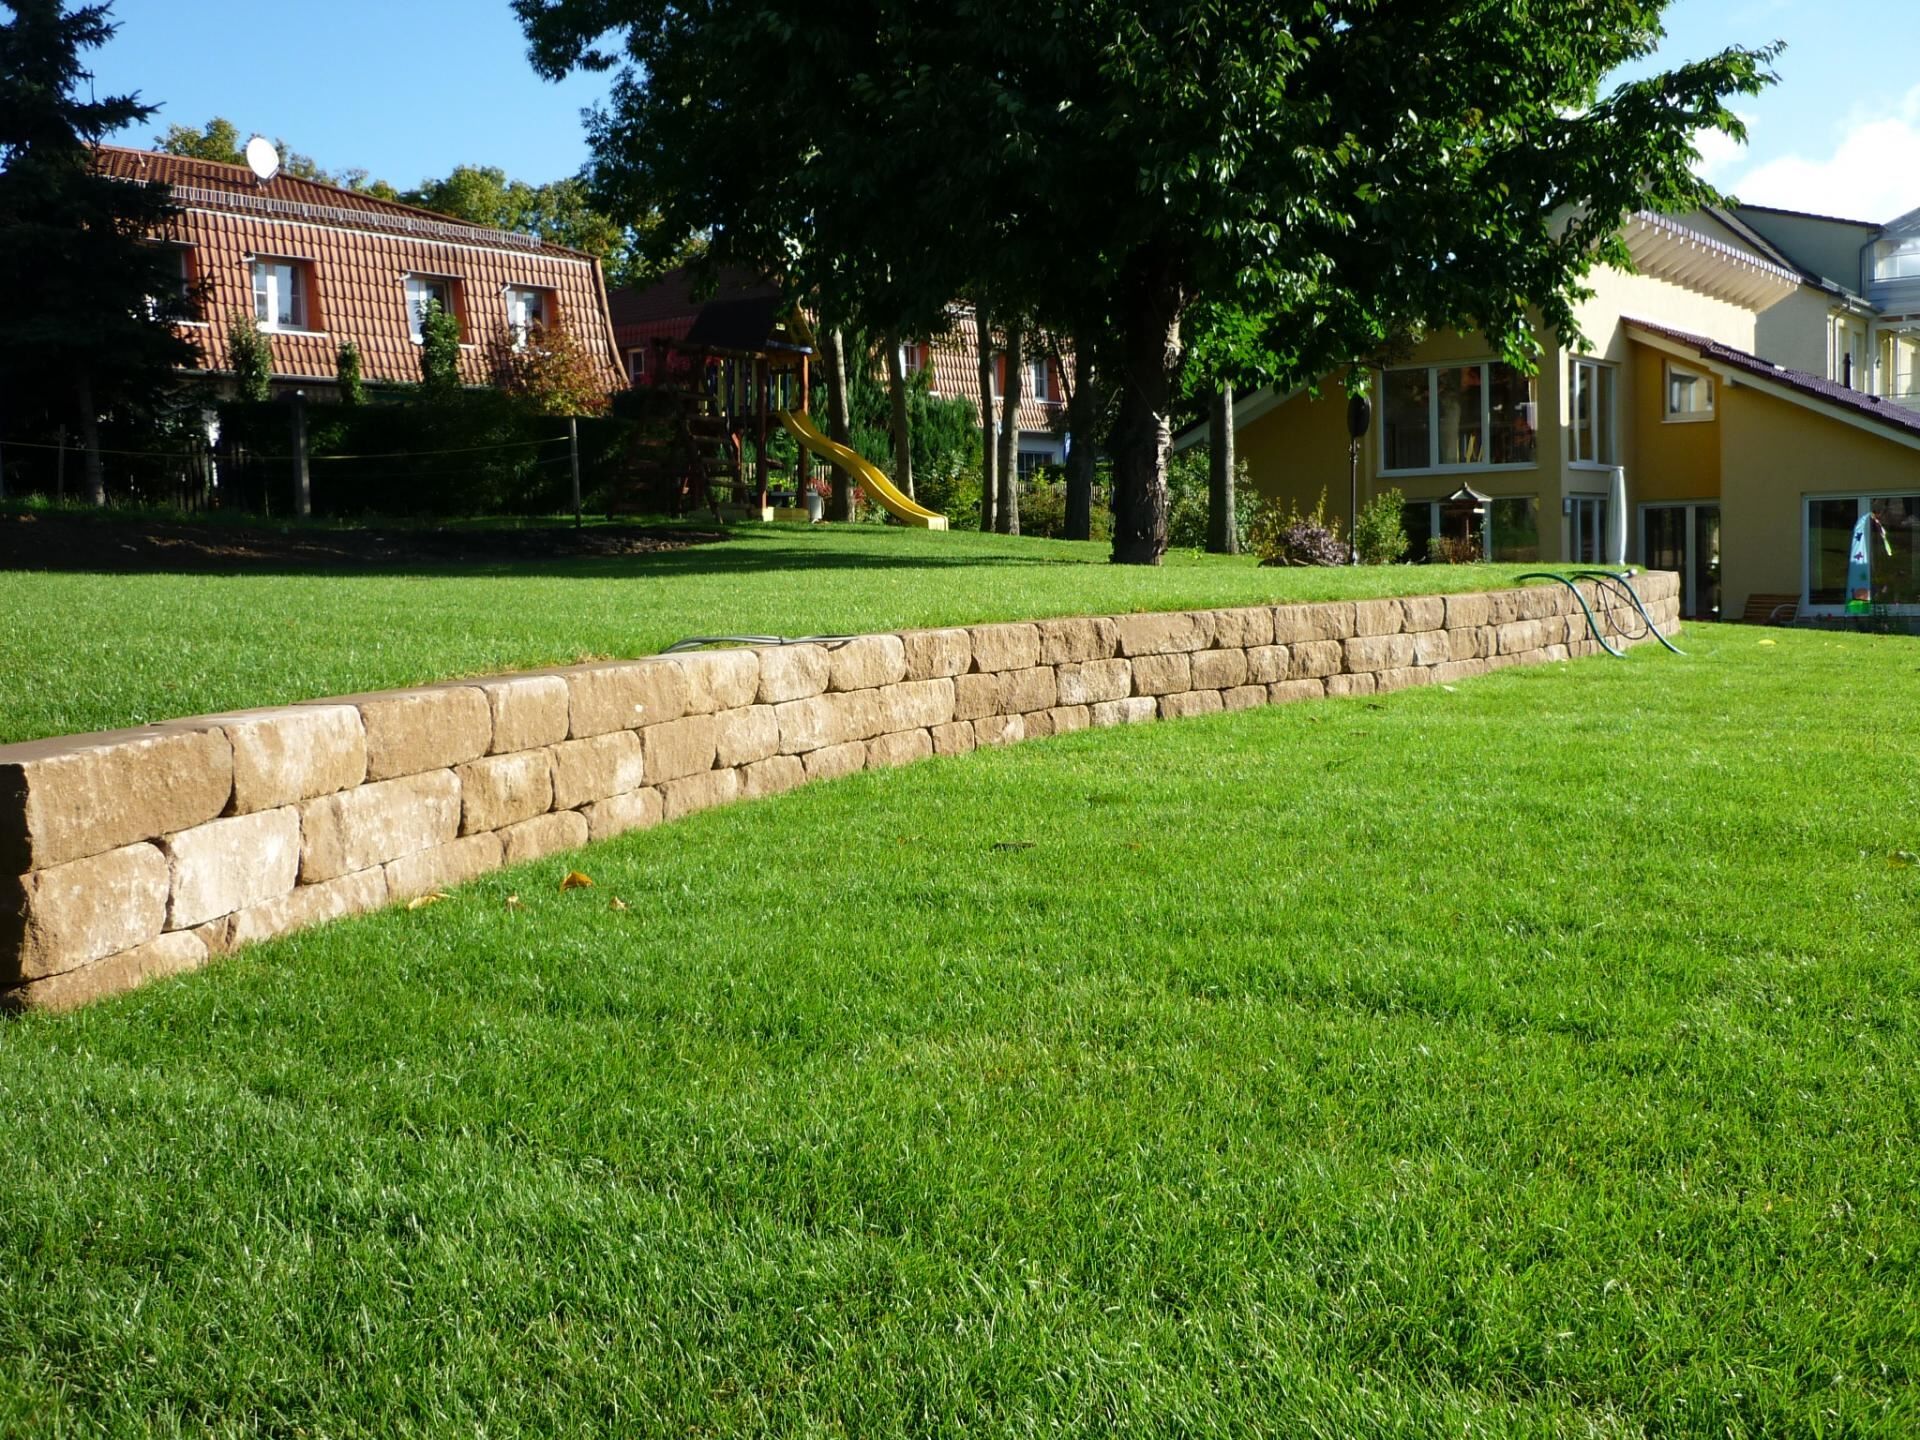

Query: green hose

[1569,570,1687,656]
[1515,572,1626,658]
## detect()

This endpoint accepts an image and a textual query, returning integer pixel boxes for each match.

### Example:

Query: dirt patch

[0,512,723,573]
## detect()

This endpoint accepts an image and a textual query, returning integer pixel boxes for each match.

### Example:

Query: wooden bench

[1740,593,1799,625]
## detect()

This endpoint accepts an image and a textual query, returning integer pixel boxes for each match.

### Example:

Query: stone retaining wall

[2,574,1680,1012]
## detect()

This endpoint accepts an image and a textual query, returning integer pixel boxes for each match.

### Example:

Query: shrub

[227,313,271,402]
[1429,533,1483,564]
[335,342,365,407]
[488,324,613,416]
[1249,489,1347,567]
[1166,445,1255,551]
[418,299,461,397]
[1355,486,1408,565]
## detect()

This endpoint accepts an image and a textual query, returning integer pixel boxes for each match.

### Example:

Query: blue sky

[89,0,1920,219]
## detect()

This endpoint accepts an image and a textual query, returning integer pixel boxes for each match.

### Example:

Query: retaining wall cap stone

[899,629,972,681]
[755,644,833,704]
[670,650,762,714]
[563,659,689,737]
[473,675,571,754]
[308,687,491,783]
[967,623,1042,673]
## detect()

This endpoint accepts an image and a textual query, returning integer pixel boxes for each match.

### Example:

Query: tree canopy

[516,0,1775,561]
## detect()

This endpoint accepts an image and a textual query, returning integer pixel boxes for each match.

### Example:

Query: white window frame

[1569,357,1618,468]
[1663,361,1715,423]
[504,285,551,350]
[1024,355,1050,403]
[1800,489,1920,616]
[1638,500,1720,620]
[251,256,312,333]
[405,273,458,344]
[1377,359,1540,476]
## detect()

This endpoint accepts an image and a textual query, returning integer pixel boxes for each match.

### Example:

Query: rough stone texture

[583,787,664,842]
[223,868,389,953]
[499,811,589,866]
[1497,620,1545,655]
[900,628,972,681]
[756,644,833,703]
[830,691,886,744]
[1047,705,1091,734]
[1351,598,1406,637]
[1433,658,1492,685]
[974,713,1026,747]
[1037,617,1118,665]
[931,721,976,756]
[805,741,870,782]
[1222,685,1267,712]
[198,705,365,815]
[1443,593,1492,630]
[1091,697,1158,727]
[660,768,740,821]
[1376,666,1434,694]
[4,843,169,982]
[1056,659,1133,706]
[998,667,1058,716]
[300,770,460,883]
[640,714,718,784]
[1325,672,1379,697]
[828,635,908,692]
[1021,710,1056,740]
[872,679,955,732]
[1289,640,1344,681]
[868,730,933,769]
[967,623,1042,673]
[1114,610,1214,656]
[1246,646,1292,685]
[1131,653,1192,697]
[1211,607,1275,650]
[0,725,233,873]
[1191,649,1249,690]
[1449,626,1495,662]
[713,706,781,768]
[1268,679,1327,705]
[1401,595,1446,632]
[1159,690,1225,720]
[456,751,553,835]
[1272,602,1354,645]
[548,732,645,809]
[741,755,806,799]
[672,650,761,714]
[476,675,570,755]
[386,833,504,901]
[952,673,1002,722]
[1410,630,1450,667]
[165,807,301,930]
[334,686,491,783]
[1343,633,1417,674]
[566,659,688,737]
[6,930,207,1014]
[774,695,841,754]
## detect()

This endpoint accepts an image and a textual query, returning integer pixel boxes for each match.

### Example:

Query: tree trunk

[996,323,1024,536]
[884,332,914,499]
[1207,382,1237,554]
[822,328,852,522]
[76,372,105,507]
[1063,354,1099,542]
[1108,256,1188,565]
[975,307,997,533]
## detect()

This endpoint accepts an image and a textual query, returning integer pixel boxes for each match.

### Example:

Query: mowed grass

[0,522,1549,743]
[3,624,1918,1436]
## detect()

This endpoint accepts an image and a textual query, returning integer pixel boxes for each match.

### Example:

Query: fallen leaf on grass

[503,894,524,911]
[1890,851,1918,869]
[560,870,595,891]
[609,897,629,912]
[406,892,450,910]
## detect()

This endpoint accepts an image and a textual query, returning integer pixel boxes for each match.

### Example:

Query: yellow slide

[776,409,948,530]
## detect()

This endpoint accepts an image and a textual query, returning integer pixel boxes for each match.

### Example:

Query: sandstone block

[1268,679,1326,705]
[1021,710,1055,740]
[299,770,459,883]
[225,868,389,952]
[165,807,301,930]
[1289,640,1344,680]
[1211,607,1274,649]
[1036,616,1118,664]
[740,755,806,800]
[973,713,1025,747]
[1046,705,1090,734]
[1541,644,1571,664]
[1056,659,1132,706]
[548,732,645,809]
[475,674,570,754]
[1222,685,1266,712]
[1131,653,1191,697]
[1517,587,1562,621]
[827,635,908,692]
[1114,610,1214,656]
[900,628,972,681]
[1433,658,1492,685]
[930,721,976,756]
[1271,602,1354,645]
[867,730,933,769]
[1325,672,1378,697]
[1485,652,1521,672]
[0,726,233,873]
[640,714,718,783]
[871,679,955,732]
[1375,666,1433,694]
[1352,598,1405,637]
[6,930,206,1014]
[713,705,781,768]
[1191,649,1249,690]
[193,705,363,814]
[1401,595,1445,632]
[1343,633,1416,673]
[756,644,833,703]
[967,622,1042,673]
[1159,690,1224,720]
[1485,591,1524,626]
[951,672,1002,722]
[3,842,168,982]
[660,768,740,821]
[805,741,869,783]
[775,695,842,754]
[582,787,663,842]
[499,811,589,867]
[1246,645,1292,684]
[1443,593,1492,630]
[327,687,490,782]
[1496,620,1544,655]
[998,667,1058,715]
[671,649,761,713]
[1448,626,1494,662]
[1409,630,1450,667]
[565,659,687,737]
[830,690,886,744]
[386,833,503,901]
[1090,697,1157,728]
[455,751,553,835]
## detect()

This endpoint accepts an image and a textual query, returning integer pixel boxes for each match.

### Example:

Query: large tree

[0,0,199,503]
[517,1,1773,563]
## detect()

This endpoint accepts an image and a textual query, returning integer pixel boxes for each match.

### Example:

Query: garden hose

[1515,572,1627,658]
[662,634,859,653]
[1569,570,1687,656]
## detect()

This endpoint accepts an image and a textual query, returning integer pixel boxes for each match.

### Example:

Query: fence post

[569,416,582,529]
[55,426,67,503]
[291,390,312,518]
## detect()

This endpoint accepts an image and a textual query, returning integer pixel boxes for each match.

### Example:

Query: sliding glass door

[1640,503,1720,619]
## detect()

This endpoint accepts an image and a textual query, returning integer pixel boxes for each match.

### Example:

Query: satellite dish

[244,135,280,183]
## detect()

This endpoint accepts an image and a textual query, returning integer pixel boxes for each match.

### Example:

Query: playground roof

[681,294,814,357]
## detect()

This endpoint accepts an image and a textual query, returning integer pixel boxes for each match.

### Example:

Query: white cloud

[1708,86,1920,222]
[1691,113,1756,184]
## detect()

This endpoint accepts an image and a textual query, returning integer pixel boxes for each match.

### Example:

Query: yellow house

[1189,206,1920,621]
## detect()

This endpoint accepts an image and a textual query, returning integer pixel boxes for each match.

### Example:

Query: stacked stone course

[1,574,1680,1011]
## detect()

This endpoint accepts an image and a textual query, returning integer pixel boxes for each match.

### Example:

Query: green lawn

[0,522,1550,743]
[3,624,1917,1435]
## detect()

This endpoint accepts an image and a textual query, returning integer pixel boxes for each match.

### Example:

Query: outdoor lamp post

[1345,393,1371,565]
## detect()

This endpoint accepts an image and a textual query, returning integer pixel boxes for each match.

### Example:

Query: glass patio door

[1641,503,1720,619]
[1569,496,1607,564]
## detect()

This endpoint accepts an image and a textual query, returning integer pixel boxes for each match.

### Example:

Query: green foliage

[227,313,272,401]
[417,299,461,396]
[1166,447,1253,552]
[1248,489,1346,568]
[335,341,365,407]
[153,116,387,192]
[1355,487,1408,566]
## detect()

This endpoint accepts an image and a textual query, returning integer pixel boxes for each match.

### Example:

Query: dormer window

[504,286,553,348]
[405,274,458,342]
[1665,362,1715,421]
[252,257,312,332]
[1874,235,1920,283]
